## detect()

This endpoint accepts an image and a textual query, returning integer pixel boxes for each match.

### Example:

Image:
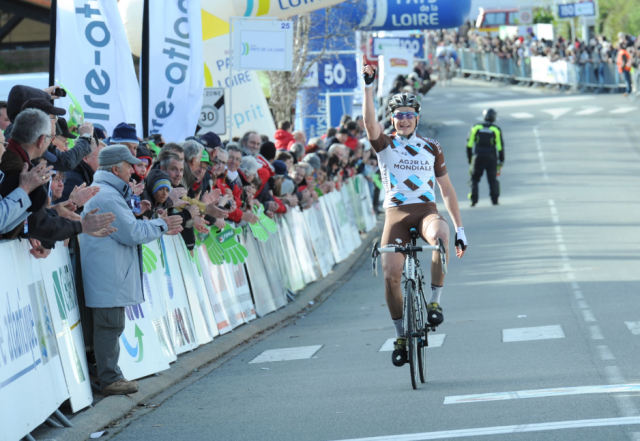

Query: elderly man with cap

[111,123,140,156]
[5,85,95,172]
[80,145,183,397]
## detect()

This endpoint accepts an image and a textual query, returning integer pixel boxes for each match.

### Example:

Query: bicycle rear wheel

[405,281,419,390]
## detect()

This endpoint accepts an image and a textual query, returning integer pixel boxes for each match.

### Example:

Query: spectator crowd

[425,27,640,95]
[0,83,379,398]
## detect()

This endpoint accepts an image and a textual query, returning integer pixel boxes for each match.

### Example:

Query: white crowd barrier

[0,175,377,441]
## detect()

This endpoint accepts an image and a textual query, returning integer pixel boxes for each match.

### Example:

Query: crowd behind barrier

[0,174,377,441]
[423,27,640,92]
[458,49,628,91]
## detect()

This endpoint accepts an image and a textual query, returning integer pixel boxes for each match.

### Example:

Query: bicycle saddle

[410,228,420,239]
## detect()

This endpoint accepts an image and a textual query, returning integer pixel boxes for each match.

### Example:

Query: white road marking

[597,345,616,360]
[575,107,603,116]
[379,335,445,352]
[470,96,593,108]
[444,384,640,404]
[441,120,466,126]
[577,300,589,309]
[574,290,584,300]
[497,90,516,96]
[571,282,580,290]
[556,234,564,243]
[543,108,572,119]
[589,325,604,340]
[249,345,323,363]
[582,310,596,322]
[625,322,640,335]
[511,112,535,119]
[329,417,640,441]
[502,325,565,342]
[610,107,638,114]
[558,244,567,252]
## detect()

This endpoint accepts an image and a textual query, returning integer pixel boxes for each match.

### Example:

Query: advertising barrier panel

[38,245,93,413]
[241,231,277,317]
[1,241,70,441]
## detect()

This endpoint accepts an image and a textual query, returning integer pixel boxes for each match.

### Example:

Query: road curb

[35,221,383,441]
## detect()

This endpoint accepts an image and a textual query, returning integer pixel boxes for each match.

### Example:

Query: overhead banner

[360,0,471,30]
[56,0,142,136]
[147,0,204,141]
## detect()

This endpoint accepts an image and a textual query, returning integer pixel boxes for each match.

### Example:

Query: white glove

[455,227,467,251]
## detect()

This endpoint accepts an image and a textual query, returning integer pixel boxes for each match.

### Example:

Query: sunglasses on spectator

[392,112,418,120]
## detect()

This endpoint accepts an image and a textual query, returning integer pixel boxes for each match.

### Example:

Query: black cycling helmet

[387,93,421,115]
[483,108,497,122]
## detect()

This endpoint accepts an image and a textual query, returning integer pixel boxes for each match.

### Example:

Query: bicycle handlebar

[377,245,439,254]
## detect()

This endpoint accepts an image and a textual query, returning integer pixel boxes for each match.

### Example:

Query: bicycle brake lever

[372,242,379,277]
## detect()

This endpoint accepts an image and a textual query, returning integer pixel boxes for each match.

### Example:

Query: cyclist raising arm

[362,59,467,367]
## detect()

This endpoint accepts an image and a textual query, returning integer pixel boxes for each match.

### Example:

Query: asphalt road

[107,82,640,441]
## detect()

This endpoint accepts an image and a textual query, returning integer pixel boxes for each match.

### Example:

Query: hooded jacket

[80,170,168,308]
[141,169,174,219]
[274,129,295,151]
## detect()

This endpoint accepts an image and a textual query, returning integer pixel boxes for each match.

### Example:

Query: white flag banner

[55,0,142,137]
[147,0,204,141]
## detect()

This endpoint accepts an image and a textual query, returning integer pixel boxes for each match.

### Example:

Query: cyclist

[466,109,504,206]
[362,61,468,367]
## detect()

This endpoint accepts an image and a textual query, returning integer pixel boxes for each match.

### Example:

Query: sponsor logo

[241,42,250,56]
[390,58,408,67]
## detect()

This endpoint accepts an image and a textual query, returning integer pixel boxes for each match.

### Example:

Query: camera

[53,88,67,98]
[222,200,233,210]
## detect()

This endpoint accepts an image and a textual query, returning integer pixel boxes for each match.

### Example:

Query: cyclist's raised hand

[362,55,376,85]
[455,227,467,258]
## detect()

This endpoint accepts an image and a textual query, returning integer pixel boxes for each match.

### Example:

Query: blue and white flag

[147,0,204,141]
[55,0,143,137]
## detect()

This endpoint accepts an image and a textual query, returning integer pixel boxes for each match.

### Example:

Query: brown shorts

[381,203,444,247]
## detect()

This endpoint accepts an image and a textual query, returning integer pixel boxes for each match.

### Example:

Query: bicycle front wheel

[416,275,428,383]
[405,280,419,390]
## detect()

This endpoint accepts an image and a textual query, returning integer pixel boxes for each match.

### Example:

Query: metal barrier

[458,49,627,92]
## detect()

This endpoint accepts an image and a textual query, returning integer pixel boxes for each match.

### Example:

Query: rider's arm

[436,174,463,230]
[363,85,381,142]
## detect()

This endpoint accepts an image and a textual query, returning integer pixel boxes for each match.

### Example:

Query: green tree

[533,8,554,24]
[598,0,640,42]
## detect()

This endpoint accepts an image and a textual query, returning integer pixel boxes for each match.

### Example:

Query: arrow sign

[121,324,145,363]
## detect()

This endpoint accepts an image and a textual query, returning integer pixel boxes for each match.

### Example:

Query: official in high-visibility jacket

[616,43,632,95]
[466,108,504,206]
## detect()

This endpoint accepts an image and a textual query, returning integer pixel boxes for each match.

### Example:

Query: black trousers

[469,155,499,204]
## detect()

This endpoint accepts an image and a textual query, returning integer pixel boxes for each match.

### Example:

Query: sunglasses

[392,111,418,120]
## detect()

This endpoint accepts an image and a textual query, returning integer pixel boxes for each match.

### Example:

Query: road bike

[372,228,446,390]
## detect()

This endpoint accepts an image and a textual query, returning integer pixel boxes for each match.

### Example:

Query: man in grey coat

[80,145,183,396]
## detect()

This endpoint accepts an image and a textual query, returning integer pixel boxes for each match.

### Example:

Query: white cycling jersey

[370,132,448,209]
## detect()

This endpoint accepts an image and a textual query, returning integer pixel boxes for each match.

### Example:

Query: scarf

[7,138,31,166]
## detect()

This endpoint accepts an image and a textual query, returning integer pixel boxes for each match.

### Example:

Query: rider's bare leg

[421,215,450,288]
[382,252,405,324]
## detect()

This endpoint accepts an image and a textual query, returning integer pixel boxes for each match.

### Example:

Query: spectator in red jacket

[216,144,259,225]
[274,120,295,150]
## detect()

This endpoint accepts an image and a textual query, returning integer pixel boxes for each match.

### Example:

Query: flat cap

[99,144,141,167]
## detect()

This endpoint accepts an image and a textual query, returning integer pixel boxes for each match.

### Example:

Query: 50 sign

[319,56,357,89]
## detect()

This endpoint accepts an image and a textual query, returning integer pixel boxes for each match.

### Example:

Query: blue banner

[360,0,471,31]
